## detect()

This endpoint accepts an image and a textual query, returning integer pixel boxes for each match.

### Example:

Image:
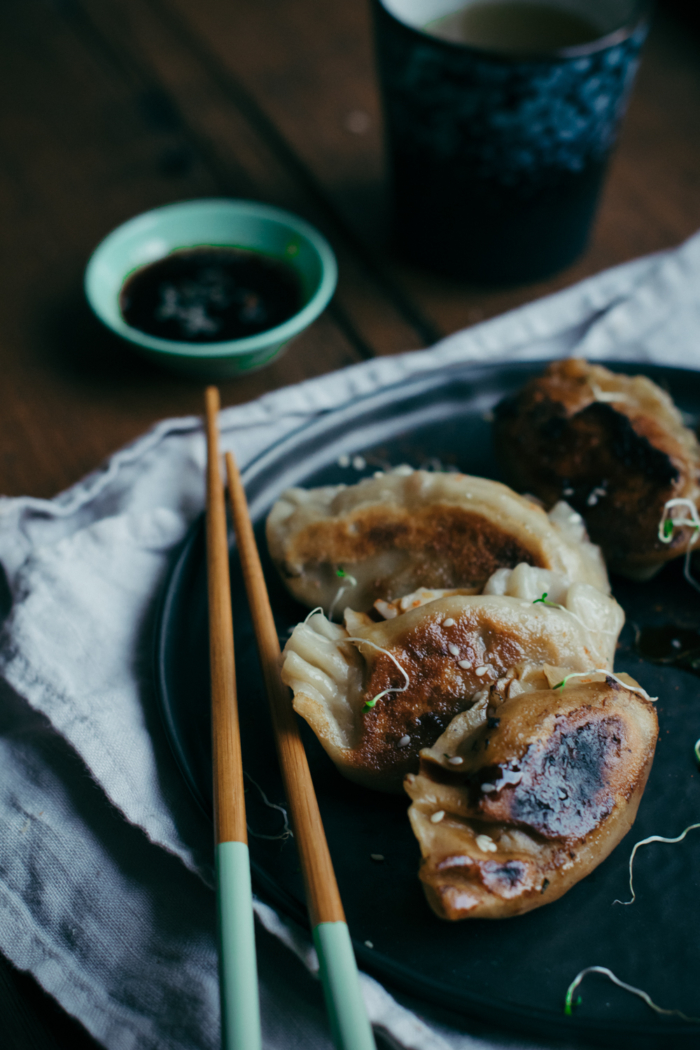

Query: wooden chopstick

[225,449,376,1050]
[204,388,262,1050]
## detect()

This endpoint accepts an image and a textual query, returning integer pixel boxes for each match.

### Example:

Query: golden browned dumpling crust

[282,567,624,792]
[267,467,609,615]
[405,674,658,920]
[493,359,700,579]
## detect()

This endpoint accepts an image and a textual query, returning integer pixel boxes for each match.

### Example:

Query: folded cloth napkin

[2,230,700,1050]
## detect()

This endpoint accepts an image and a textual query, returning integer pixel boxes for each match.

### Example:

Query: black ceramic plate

[155,361,700,1049]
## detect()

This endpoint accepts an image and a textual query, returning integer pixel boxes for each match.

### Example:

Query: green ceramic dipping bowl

[84,199,338,378]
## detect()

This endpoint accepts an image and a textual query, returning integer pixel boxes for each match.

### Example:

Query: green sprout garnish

[564,966,700,1022]
[658,498,700,544]
[243,772,293,842]
[564,990,581,1016]
[531,592,617,638]
[335,566,357,585]
[553,672,577,691]
[530,592,617,640]
[551,669,657,701]
[614,823,700,906]
[328,568,358,619]
[341,636,411,712]
[695,738,700,768]
[658,498,700,594]
[305,612,411,710]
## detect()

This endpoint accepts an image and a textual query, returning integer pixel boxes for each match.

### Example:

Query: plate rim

[153,357,700,1046]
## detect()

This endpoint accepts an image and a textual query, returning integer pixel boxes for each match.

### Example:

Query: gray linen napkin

[1,230,699,1050]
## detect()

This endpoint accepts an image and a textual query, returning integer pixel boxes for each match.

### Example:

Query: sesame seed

[398,734,411,747]
[338,454,350,467]
[481,782,497,793]
[352,455,366,470]
[448,643,461,657]
[364,940,374,949]
[430,810,445,824]
[448,756,464,765]
[476,834,498,853]
[475,666,488,677]
[458,659,472,670]
[370,853,384,862]
[442,618,455,627]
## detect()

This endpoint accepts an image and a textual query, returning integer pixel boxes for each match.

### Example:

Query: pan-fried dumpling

[267,467,609,617]
[405,673,658,919]
[281,566,624,792]
[493,358,700,580]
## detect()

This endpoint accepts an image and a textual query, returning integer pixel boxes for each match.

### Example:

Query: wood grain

[224,450,345,927]
[205,388,247,846]
[161,0,700,340]
[0,0,362,499]
[75,0,435,354]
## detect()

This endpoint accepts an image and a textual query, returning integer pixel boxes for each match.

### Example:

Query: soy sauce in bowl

[120,246,303,343]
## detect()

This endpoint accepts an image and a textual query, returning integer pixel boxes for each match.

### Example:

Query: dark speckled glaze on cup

[373,0,650,283]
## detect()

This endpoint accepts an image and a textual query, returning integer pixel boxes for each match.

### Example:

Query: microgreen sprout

[552,669,657,702]
[343,636,410,711]
[658,498,700,594]
[614,823,700,905]
[564,966,700,1022]
[328,568,358,619]
[695,738,700,768]
[658,498,700,544]
[244,773,293,842]
[530,592,617,639]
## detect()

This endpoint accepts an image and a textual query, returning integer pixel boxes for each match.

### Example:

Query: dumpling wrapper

[281,565,624,792]
[493,358,700,579]
[405,674,658,919]
[267,467,609,617]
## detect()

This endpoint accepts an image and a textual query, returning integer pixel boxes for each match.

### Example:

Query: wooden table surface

[3,0,700,1046]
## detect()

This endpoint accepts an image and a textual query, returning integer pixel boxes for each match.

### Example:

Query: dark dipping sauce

[119,246,303,343]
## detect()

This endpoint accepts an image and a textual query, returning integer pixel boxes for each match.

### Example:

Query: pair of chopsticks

[204,387,376,1050]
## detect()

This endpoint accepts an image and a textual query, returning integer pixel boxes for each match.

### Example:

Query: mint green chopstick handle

[314,921,376,1050]
[216,841,262,1050]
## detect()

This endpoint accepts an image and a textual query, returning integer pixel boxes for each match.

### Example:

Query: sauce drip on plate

[120,246,303,343]
[636,624,700,675]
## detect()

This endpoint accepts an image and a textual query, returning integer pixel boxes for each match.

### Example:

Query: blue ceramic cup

[373,0,650,283]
